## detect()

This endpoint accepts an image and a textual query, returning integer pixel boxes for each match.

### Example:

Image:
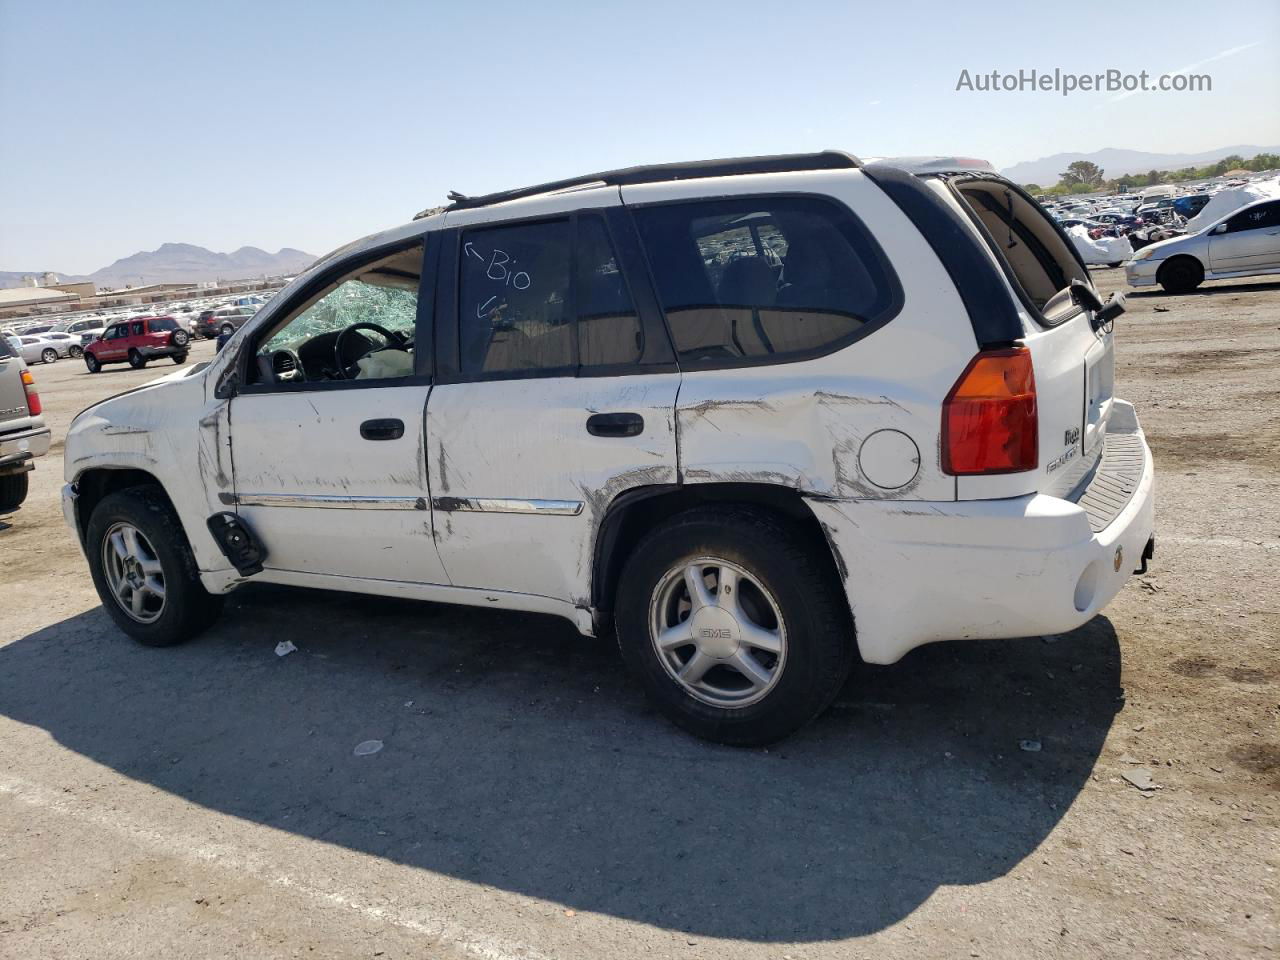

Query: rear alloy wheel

[616,505,854,746]
[41,348,58,364]
[85,353,101,373]
[69,345,83,358]
[86,486,223,645]
[1157,256,1204,294]
[0,472,30,512]
[128,349,147,369]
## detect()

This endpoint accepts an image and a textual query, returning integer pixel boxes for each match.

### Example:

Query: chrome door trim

[236,493,428,511]
[430,497,584,516]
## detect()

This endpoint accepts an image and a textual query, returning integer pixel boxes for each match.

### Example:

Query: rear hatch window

[950,179,1090,326]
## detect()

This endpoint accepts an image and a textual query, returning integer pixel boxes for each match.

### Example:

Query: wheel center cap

[691,606,741,659]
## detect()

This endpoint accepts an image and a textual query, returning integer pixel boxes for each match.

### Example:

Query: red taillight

[942,347,1038,475]
[20,368,42,416]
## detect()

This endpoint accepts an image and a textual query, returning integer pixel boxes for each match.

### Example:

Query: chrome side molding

[236,493,427,511]
[430,497,584,516]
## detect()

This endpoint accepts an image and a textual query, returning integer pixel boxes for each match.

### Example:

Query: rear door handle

[360,418,404,441]
[586,412,643,438]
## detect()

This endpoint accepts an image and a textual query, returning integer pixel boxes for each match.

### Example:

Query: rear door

[426,188,679,604]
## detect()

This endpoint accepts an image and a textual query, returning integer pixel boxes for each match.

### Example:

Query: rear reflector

[942,347,1037,475]
[20,369,42,416]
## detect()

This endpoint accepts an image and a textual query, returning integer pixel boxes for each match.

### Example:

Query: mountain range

[0,243,316,291]
[1000,145,1280,186]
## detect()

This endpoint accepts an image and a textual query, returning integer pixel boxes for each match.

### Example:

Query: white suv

[62,152,1155,745]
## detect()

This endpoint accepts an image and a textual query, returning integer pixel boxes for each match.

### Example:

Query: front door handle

[586,412,643,438]
[360,418,404,441]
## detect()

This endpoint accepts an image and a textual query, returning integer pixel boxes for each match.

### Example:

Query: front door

[1209,201,1280,272]
[426,196,680,604]
[228,236,449,585]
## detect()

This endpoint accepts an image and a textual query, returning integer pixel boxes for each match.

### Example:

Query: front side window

[634,196,898,366]
[251,243,423,384]
[1227,201,1280,232]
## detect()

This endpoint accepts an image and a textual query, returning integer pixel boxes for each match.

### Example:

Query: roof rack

[425,150,860,216]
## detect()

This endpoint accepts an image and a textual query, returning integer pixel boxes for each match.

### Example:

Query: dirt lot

[1,273,1277,960]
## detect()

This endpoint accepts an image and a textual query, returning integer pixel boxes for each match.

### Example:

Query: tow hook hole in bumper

[1073,559,1101,613]
[206,512,266,576]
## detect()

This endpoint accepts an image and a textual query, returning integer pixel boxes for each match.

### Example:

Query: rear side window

[577,215,642,367]
[633,196,899,367]
[459,219,574,375]
[149,317,178,332]
[456,215,645,376]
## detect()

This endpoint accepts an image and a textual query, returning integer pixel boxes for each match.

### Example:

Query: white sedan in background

[1126,197,1280,293]
[5,333,73,364]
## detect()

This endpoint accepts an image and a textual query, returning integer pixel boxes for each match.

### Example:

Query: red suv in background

[84,316,190,373]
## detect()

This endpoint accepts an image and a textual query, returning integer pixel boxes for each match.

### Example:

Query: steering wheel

[333,322,405,379]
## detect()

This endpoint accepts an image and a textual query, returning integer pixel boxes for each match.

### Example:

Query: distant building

[0,286,80,311]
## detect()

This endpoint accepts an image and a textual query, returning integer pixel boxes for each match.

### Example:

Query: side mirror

[1211,223,1228,235]
[1095,291,1126,326]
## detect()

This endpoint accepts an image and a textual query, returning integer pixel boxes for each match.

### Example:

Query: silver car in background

[6,333,72,364]
[1126,197,1280,293]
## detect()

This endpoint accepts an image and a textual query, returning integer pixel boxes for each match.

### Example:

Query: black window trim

[624,191,906,372]
[232,231,436,397]
[433,208,677,386]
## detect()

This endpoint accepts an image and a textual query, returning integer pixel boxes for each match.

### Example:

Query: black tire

[171,329,190,347]
[615,505,854,746]
[128,349,147,369]
[69,345,83,358]
[1157,256,1204,294]
[172,352,188,364]
[85,486,223,646]
[0,472,29,512]
[85,353,101,373]
[219,323,234,337]
[41,348,58,364]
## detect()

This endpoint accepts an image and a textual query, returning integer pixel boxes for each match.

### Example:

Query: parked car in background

[17,323,55,335]
[61,151,1154,745]
[194,306,255,338]
[1173,194,1212,219]
[1127,197,1280,293]
[39,331,84,358]
[11,334,69,365]
[0,333,50,511]
[83,315,191,372]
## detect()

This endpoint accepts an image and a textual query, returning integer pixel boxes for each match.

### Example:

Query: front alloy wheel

[649,558,786,708]
[101,521,166,623]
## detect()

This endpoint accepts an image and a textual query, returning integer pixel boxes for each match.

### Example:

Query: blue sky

[2,0,1277,273]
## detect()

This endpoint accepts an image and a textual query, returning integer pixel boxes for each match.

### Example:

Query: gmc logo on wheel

[699,628,733,639]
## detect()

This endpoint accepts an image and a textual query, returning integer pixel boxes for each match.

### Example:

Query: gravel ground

[1,273,1276,960]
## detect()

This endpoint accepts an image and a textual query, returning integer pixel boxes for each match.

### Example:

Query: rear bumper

[0,425,51,472]
[807,399,1155,665]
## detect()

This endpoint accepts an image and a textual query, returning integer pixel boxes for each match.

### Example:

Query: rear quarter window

[149,317,178,332]
[633,195,901,368]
